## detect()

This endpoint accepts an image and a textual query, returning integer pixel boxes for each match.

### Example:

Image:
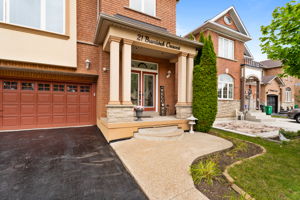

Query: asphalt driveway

[0,126,147,200]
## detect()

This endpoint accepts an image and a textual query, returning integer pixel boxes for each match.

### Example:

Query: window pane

[38,83,50,91]
[9,0,41,29]
[223,83,228,98]
[53,84,64,92]
[3,81,18,90]
[0,0,3,21]
[218,83,222,98]
[229,84,233,99]
[46,0,64,33]
[80,86,90,92]
[144,0,155,16]
[22,82,34,90]
[130,0,142,11]
[67,85,77,92]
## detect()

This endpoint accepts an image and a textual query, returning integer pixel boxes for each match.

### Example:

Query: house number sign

[137,34,181,50]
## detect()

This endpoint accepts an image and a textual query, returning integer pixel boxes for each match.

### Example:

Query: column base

[106,104,134,123]
[175,104,192,119]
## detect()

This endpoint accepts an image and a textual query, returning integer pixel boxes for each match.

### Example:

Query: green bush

[279,128,300,139]
[190,159,221,185]
[193,35,218,132]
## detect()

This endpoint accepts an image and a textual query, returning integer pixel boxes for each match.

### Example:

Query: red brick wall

[99,0,177,34]
[215,13,239,32]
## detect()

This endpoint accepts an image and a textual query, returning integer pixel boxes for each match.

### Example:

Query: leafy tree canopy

[260,1,300,78]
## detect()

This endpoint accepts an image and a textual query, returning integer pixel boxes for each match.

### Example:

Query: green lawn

[210,128,300,200]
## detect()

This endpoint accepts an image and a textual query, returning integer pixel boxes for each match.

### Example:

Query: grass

[211,128,300,200]
[190,159,221,185]
[271,115,288,118]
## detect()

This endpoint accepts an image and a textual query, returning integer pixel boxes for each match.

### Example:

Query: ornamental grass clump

[226,140,249,158]
[190,159,221,185]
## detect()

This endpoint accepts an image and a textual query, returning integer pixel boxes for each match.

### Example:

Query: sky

[176,0,293,61]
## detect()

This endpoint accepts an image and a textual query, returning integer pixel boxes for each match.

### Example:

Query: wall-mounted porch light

[166,70,172,78]
[85,59,91,70]
[102,67,110,72]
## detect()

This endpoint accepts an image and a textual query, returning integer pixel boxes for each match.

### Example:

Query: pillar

[122,39,133,105]
[186,54,195,104]
[177,52,187,105]
[109,37,121,105]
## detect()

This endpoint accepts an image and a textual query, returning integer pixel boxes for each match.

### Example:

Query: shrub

[226,140,248,158]
[193,35,218,132]
[190,159,221,185]
[279,128,300,139]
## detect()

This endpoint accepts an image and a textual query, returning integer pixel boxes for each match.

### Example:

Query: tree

[260,1,300,78]
[193,35,218,132]
[194,32,205,65]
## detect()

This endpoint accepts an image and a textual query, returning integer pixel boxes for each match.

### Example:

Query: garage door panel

[80,104,90,113]
[67,94,78,103]
[21,105,36,115]
[53,105,66,114]
[80,114,90,123]
[20,116,35,126]
[20,93,36,103]
[37,93,52,103]
[53,94,65,103]
[3,92,19,103]
[53,115,66,124]
[3,117,19,127]
[67,115,79,124]
[3,104,20,115]
[37,105,51,114]
[80,95,90,103]
[37,116,52,125]
[67,105,79,113]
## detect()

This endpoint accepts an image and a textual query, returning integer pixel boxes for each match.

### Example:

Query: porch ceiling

[132,45,176,60]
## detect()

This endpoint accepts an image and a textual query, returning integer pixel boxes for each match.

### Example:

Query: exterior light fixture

[225,68,229,74]
[166,70,172,78]
[102,67,110,72]
[85,59,91,69]
[187,115,198,134]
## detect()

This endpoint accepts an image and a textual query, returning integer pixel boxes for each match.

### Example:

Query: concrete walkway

[111,133,232,200]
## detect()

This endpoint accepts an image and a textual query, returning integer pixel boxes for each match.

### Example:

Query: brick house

[0,0,202,141]
[185,6,252,117]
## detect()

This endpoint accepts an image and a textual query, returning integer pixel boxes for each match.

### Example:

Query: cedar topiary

[194,32,205,65]
[192,35,218,132]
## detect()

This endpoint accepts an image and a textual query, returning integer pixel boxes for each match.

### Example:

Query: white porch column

[186,54,195,104]
[109,37,121,104]
[122,39,133,105]
[177,52,187,105]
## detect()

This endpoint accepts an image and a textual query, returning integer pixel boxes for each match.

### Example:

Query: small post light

[166,70,172,78]
[187,115,198,134]
[85,59,91,70]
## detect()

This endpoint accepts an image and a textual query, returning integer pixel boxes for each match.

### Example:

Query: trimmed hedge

[193,35,218,132]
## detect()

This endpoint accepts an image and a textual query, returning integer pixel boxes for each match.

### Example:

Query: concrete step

[134,126,184,141]
[245,111,276,122]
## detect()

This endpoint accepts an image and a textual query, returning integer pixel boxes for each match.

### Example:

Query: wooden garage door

[0,80,96,130]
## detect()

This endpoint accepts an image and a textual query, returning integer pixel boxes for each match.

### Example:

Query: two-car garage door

[0,80,96,131]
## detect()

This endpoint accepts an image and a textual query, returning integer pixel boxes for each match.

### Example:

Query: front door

[267,95,278,113]
[131,71,156,111]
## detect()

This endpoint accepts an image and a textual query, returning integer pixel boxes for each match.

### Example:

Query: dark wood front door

[267,95,278,113]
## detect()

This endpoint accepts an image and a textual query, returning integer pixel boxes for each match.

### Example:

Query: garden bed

[191,134,263,200]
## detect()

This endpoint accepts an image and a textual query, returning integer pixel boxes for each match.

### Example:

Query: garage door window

[80,86,90,92]
[67,85,77,92]
[3,81,18,90]
[38,83,50,91]
[53,84,64,92]
[22,82,34,90]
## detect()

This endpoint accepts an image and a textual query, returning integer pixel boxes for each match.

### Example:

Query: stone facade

[217,100,240,118]
[106,105,134,123]
[175,105,192,119]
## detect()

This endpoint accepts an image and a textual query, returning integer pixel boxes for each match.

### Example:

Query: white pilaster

[186,54,195,104]
[177,52,188,105]
[109,37,121,104]
[122,39,133,105]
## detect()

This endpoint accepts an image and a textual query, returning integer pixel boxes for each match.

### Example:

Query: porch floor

[111,132,233,200]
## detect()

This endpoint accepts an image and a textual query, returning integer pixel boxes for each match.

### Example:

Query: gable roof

[262,75,285,86]
[259,60,283,69]
[185,6,251,42]
[244,44,253,58]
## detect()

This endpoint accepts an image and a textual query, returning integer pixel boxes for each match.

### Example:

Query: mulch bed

[191,133,263,200]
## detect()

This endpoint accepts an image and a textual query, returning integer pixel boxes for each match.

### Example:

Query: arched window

[218,74,234,99]
[285,87,292,102]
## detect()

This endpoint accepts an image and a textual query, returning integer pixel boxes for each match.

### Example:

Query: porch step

[245,111,276,122]
[134,126,184,141]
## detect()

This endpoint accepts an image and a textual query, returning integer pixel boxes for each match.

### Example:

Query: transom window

[22,82,34,90]
[3,81,17,90]
[80,86,90,92]
[218,74,234,100]
[285,87,292,102]
[218,37,234,60]
[129,0,156,16]
[67,85,77,92]
[38,83,50,91]
[0,0,65,34]
[53,84,64,92]
[132,60,158,71]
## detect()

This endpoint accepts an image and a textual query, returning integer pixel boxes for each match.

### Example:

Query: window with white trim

[285,87,292,102]
[218,37,234,60]
[218,74,234,100]
[0,0,65,34]
[129,0,156,16]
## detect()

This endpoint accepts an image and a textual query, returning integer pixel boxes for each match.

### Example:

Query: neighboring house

[0,0,202,141]
[185,6,252,117]
[260,60,298,112]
